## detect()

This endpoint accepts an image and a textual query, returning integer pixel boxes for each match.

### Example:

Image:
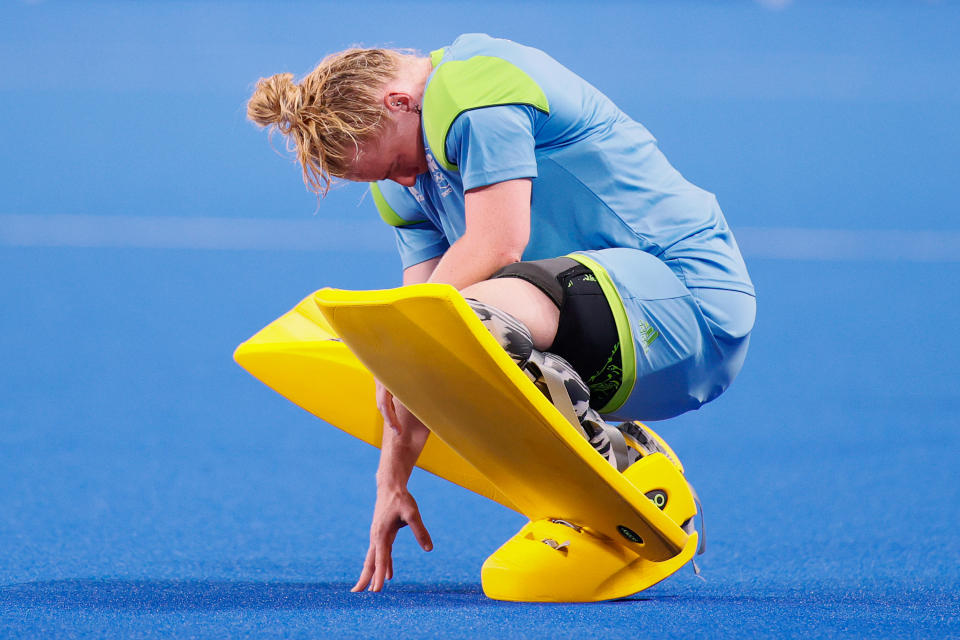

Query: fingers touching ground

[351,545,377,593]
[350,519,400,593]
[351,492,432,592]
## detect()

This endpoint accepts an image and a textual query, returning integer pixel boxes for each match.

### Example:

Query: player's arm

[356,375,435,595]
[403,256,440,285]
[426,178,532,289]
[351,396,433,593]
[426,102,537,289]
[354,256,440,593]
[356,178,533,592]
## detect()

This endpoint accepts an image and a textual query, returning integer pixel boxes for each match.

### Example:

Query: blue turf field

[2,2,958,638]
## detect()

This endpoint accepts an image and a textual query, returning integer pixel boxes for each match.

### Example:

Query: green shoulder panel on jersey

[370,183,417,227]
[422,55,550,172]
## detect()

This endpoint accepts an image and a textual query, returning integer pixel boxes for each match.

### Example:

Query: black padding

[550,265,622,409]
[491,257,579,308]
[491,257,622,409]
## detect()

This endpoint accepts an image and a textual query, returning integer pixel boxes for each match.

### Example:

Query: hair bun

[247,48,401,196]
[247,72,302,133]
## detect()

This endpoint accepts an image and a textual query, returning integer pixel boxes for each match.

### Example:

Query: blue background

[1,1,958,638]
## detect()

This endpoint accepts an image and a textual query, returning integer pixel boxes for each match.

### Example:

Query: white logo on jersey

[426,152,453,198]
[407,184,425,203]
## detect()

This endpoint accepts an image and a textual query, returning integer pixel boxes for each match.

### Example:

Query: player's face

[346,115,426,187]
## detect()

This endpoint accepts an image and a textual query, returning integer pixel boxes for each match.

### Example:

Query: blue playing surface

[2,2,958,638]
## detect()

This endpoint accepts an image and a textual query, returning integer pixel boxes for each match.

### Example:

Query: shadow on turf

[0,580,667,610]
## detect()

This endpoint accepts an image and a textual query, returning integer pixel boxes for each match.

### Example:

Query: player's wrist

[375,468,411,491]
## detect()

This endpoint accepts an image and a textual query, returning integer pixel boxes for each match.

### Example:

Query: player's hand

[375,379,404,435]
[351,485,433,592]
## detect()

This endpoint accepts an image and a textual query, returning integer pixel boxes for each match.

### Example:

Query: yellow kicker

[232,291,516,510]
[234,284,699,602]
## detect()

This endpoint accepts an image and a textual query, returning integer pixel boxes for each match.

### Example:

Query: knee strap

[527,352,631,471]
[524,352,588,440]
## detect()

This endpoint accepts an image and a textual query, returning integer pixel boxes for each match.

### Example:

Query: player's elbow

[492,242,526,268]
[461,229,527,271]
[494,228,529,265]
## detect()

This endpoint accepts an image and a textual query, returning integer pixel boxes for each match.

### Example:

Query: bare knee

[461,278,559,350]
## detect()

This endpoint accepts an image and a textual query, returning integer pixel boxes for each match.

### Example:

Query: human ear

[385,92,413,112]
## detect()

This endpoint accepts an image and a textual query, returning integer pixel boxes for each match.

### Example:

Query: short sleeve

[369,181,449,269]
[445,104,539,192]
[393,225,449,269]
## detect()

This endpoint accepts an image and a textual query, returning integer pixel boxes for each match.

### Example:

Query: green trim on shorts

[370,183,417,227]
[566,253,637,414]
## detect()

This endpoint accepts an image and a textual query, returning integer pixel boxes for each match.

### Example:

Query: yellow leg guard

[238,286,705,603]
[483,440,701,603]
[482,518,699,602]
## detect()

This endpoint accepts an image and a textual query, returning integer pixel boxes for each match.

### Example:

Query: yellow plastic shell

[233,291,516,510]
[235,284,700,602]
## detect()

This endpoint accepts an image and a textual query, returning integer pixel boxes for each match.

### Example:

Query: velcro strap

[524,355,589,440]
[596,421,630,472]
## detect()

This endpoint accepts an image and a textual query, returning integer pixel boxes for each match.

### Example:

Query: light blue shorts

[570,248,755,421]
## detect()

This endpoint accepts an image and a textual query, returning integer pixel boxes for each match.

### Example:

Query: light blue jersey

[371,34,755,420]
[373,33,754,297]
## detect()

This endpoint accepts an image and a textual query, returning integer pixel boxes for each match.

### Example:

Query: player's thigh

[460,277,560,350]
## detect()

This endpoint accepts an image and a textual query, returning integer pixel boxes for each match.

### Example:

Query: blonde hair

[247,48,400,196]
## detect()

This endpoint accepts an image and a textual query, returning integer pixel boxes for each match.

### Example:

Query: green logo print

[567,273,598,288]
[638,320,659,351]
[586,342,623,406]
